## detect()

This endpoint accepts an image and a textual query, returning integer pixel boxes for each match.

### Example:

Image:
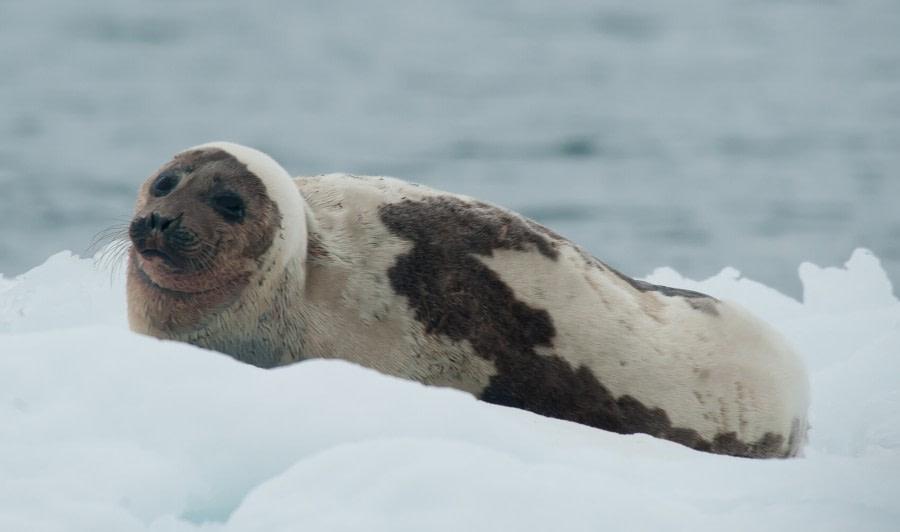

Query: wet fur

[127,145,810,458]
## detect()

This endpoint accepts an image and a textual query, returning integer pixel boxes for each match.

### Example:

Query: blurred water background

[0,0,898,297]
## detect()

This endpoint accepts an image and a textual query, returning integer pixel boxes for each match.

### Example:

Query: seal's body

[128,142,809,458]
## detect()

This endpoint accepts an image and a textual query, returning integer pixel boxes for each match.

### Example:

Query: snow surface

[1,250,898,531]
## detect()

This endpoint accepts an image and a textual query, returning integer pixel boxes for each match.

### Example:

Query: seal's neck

[183,206,317,367]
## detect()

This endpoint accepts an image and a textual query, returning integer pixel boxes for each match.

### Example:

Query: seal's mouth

[138,247,178,267]
[131,229,181,269]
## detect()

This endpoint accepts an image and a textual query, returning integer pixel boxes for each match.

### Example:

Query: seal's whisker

[192,245,217,272]
[91,223,133,283]
[87,219,132,256]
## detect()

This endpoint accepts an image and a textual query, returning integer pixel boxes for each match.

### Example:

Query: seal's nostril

[146,212,175,233]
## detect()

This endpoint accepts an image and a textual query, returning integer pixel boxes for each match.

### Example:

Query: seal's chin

[133,252,189,292]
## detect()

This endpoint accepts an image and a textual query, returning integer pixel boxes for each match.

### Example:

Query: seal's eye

[151,173,179,197]
[212,192,245,223]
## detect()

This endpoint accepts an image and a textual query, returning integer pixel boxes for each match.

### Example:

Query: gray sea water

[1,0,898,297]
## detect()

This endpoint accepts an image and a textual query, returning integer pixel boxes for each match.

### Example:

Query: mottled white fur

[482,247,809,448]
[297,171,810,454]
[132,143,810,457]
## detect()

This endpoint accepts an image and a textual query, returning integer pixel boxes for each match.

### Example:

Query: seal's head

[128,142,306,331]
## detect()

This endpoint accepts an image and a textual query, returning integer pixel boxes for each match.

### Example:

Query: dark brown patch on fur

[525,218,603,271]
[711,431,785,457]
[603,260,720,316]
[609,266,717,301]
[523,218,568,244]
[386,197,559,261]
[380,196,785,458]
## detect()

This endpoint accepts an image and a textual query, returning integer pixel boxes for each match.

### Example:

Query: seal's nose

[147,212,174,233]
[129,212,181,246]
[129,212,184,267]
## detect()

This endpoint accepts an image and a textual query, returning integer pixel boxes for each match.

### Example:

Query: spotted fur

[127,144,810,458]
